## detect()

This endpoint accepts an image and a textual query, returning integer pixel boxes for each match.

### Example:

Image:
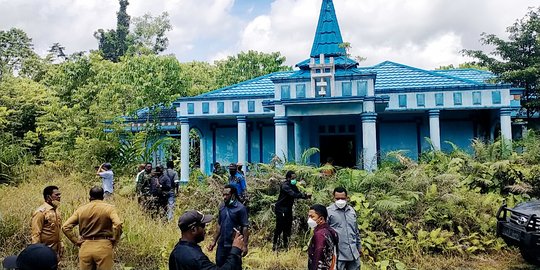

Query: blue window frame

[398,94,407,108]
[492,91,501,104]
[232,101,240,113]
[217,102,224,113]
[342,82,352,96]
[357,81,368,96]
[281,85,290,99]
[435,93,444,106]
[187,103,194,114]
[248,101,255,112]
[473,91,482,105]
[453,92,462,105]
[296,84,306,98]
[416,94,425,107]
[202,102,209,114]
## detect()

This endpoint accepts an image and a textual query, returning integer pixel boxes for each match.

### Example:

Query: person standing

[136,162,154,210]
[31,186,63,260]
[97,163,114,199]
[135,163,146,184]
[227,163,247,204]
[208,185,249,266]
[165,161,179,221]
[152,165,172,219]
[169,210,245,270]
[272,171,310,251]
[62,186,123,270]
[327,187,361,270]
[307,204,339,270]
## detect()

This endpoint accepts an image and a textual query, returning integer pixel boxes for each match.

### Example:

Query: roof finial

[310,0,346,58]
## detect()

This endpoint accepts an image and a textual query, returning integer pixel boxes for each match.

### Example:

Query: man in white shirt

[96,163,114,199]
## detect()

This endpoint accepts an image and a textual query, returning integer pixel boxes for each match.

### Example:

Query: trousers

[273,210,293,248]
[215,245,232,267]
[337,258,361,270]
[79,239,114,270]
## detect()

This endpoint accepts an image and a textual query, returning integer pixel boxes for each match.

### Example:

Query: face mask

[290,179,297,185]
[335,199,347,209]
[307,217,318,229]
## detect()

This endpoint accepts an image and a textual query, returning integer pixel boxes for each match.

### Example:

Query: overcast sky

[0,0,538,69]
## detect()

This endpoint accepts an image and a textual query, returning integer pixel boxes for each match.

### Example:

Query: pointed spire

[310,0,346,58]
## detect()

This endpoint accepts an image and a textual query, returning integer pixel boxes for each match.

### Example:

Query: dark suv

[497,200,540,264]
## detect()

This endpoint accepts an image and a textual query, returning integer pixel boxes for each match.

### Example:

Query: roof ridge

[375,61,484,85]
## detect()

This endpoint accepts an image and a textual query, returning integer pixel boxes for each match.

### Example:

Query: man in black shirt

[169,210,244,270]
[272,170,310,251]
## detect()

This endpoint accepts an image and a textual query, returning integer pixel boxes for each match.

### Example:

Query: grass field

[0,164,536,270]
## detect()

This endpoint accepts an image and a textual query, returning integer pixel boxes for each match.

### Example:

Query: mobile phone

[233,227,243,236]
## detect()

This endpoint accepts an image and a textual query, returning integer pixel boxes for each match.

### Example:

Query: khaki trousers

[79,239,114,270]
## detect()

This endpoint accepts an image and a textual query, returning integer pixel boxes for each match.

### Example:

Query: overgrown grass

[3,134,540,269]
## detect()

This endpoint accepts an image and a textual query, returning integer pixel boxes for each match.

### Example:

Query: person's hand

[207,241,216,252]
[242,245,249,257]
[232,232,245,251]
[76,239,85,247]
[108,238,117,246]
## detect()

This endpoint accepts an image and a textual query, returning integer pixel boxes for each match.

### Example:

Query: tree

[179,61,218,96]
[436,63,489,71]
[130,12,172,55]
[464,7,540,119]
[214,50,291,88]
[94,0,131,62]
[0,28,38,78]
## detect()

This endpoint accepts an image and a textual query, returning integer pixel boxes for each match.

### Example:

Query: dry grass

[0,164,535,269]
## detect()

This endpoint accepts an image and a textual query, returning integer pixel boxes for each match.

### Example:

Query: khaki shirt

[31,202,63,253]
[62,200,123,245]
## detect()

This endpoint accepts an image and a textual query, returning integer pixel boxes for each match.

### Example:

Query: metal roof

[432,69,496,84]
[358,61,501,92]
[309,0,346,58]
[194,71,293,98]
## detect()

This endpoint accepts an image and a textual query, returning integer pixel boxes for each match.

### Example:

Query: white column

[294,120,303,164]
[237,116,247,167]
[428,110,441,151]
[361,112,377,172]
[180,118,190,183]
[274,117,288,162]
[199,135,206,175]
[500,107,513,142]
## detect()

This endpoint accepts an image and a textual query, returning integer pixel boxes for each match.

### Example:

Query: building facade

[136,0,522,182]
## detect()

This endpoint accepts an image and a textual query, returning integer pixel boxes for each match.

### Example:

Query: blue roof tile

[310,0,346,58]
[432,69,496,84]
[195,71,293,98]
[358,61,493,92]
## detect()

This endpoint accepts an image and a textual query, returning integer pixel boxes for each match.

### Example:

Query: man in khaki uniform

[62,186,123,270]
[31,185,63,259]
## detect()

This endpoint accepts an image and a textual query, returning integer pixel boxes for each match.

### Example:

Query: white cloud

[0,0,538,69]
[238,0,538,69]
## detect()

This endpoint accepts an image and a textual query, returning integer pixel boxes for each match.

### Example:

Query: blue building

[139,0,523,182]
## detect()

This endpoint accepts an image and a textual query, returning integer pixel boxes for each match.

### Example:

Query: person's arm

[309,232,325,270]
[96,164,104,175]
[62,210,82,245]
[281,183,306,199]
[200,233,244,270]
[208,224,221,251]
[109,207,123,244]
[30,211,44,244]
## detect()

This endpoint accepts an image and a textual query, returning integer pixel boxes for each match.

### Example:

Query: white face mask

[335,199,347,209]
[307,217,318,229]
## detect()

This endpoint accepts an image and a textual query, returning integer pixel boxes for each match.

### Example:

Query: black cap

[178,210,213,231]
[228,163,237,169]
[3,244,58,270]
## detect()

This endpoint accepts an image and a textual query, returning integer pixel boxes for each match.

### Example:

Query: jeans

[337,258,361,270]
[216,245,232,267]
[166,191,175,222]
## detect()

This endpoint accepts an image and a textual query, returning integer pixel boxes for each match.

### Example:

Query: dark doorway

[319,135,356,167]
